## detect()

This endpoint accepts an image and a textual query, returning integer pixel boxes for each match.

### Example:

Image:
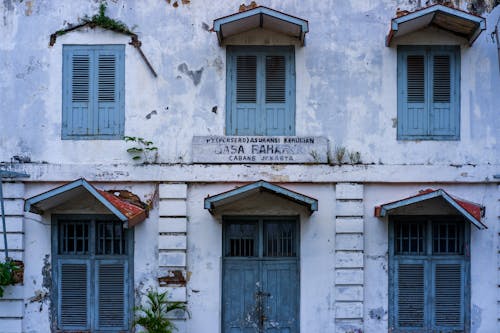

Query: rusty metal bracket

[49,25,158,78]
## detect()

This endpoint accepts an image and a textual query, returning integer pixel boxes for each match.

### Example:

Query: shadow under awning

[204,180,318,215]
[25,178,147,228]
[374,188,486,229]
[386,4,485,46]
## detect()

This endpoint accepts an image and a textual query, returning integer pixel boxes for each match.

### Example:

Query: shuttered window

[52,216,133,332]
[397,46,460,140]
[226,46,295,136]
[389,218,469,333]
[63,45,125,139]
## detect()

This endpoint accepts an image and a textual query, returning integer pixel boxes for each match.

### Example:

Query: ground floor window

[51,215,133,332]
[389,216,470,333]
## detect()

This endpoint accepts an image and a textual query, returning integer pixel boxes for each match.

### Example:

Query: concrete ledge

[1,183,25,199]
[159,184,187,199]
[158,235,187,250]
[336,218,363,233]
[335,286,363,301]
[335,269,364,285]
[336,183,363,200]
[0,234,24,251]
[336,234,363,251]
[0,217,23,233]
[158,217,187,233]
[335,251,363,268]
[159,252,187,267]
[335,302,363,319]
[0,300,23,317]
[336,201,363,217]
[0,318,23,333]
[158,286,187,302]
[1,200,24,215]
[159,200,187,217]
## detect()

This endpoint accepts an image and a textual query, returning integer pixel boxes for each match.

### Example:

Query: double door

[222,217,299,333]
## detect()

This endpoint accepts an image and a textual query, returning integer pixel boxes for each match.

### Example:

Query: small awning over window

[386,4,486,46]
[204,180,318,214]
[213,6,309,46]
[24,178,147,228]
[374,188,486,229]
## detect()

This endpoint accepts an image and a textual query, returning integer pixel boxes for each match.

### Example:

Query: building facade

[0,0,499,332]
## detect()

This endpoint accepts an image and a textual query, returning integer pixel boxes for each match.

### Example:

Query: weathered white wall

[0,0,498,165]
[0,0,498,332]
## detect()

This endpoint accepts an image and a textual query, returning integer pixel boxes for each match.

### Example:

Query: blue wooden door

[222,218,299,333]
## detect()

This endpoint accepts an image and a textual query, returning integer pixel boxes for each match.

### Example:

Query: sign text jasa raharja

[192,136,328,164]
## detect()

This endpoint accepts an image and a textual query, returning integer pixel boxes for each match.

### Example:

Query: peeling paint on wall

[178,63,204,86]
[471,304,482,333]
[369,307,386,320]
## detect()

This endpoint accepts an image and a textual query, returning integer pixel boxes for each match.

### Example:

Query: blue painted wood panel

[397,46,459,140]
[222,218,299,333]
[226,46,295,136]
[62,45,124,140]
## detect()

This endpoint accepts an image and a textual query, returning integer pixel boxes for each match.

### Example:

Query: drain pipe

[0,170,29,261]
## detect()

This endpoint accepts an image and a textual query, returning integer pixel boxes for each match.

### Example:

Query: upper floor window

[397,45,460,140]
[62,45,125,140]
[226,46,295,136]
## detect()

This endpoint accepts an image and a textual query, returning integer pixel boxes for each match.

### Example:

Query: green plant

[0,261,19,297]
[82,3,135,35]
[134,289,189,333]
[125,136,158,162]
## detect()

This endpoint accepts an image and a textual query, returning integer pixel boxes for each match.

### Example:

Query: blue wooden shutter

[233,55,258,135]
[430,49,459,138]
[96,47,124,137]
[265,55,290,135]
[58,260,91,330]
[395,261,426,328]
[95,260,128,330]
[63,48,94,137]
[432,261,464,330]
[398,49,428,138]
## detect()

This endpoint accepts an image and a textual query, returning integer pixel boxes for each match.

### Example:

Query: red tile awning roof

[386,4,486,46]
[374,188,486,229]
[25,178,147,228]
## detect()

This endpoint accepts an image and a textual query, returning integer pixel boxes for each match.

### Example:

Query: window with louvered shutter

[434,262,463,329]
[389,218,469,333]
[63,45,124,139]
[59,261,90,329]
[397,46,459,140]
[397,263,425,327]
[53,216,132,332]
[97,261,127,329]
[227,46,295,136]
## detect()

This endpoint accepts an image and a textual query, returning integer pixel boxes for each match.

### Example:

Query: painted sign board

[192,136,328,163]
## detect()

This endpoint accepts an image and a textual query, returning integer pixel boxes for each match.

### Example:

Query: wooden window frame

[62,45,125,140]
[388,215,470,332]
[397,45,460,141]
[51,214,134,332]
[225,46,296,136]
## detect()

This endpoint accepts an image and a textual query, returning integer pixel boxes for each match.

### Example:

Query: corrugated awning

[213,6,309,46]
[24,178,147,228]
[374,188,486,229]
[204,180,318,214]
[386,4,486,46]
